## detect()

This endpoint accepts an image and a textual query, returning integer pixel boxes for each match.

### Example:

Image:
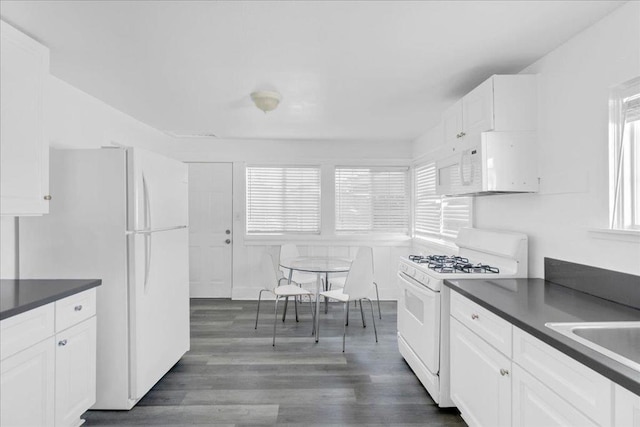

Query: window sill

[588,228,640,243]
[243,234,412,246]
[412,235,459,253]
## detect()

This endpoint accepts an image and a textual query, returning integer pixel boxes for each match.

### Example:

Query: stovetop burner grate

[408,254,499,274]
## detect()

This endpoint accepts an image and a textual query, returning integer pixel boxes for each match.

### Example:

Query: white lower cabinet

[449,292,640,427]
[512,364,598,427]
[615,384,640,426]
[0,288,97,427]
[55,317,97,427]
[450,317,511,427]
[0,337,55,426]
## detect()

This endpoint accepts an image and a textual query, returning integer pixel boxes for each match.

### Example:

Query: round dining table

[279,256,352,342]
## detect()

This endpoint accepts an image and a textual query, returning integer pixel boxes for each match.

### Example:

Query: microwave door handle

[460,152,469,186]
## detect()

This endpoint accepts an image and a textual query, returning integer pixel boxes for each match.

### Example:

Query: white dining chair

[328,247,381,319]
[254,253,315,346]
[279,243,320,320]
[318,246,378,352]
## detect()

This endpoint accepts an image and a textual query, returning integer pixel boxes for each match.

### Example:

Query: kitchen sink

[545,321,640,372]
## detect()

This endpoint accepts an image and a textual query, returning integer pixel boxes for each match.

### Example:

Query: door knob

[225,229,231,234]
[225,239,231,244]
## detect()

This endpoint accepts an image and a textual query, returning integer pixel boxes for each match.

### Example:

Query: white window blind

[414,162,471,239]
[335,167,409,234]
[611,77,640,230]
[246,166,321,234]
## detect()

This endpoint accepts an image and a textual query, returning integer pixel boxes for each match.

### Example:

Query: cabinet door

[450,317,511,427]
[512,365,598,427]
[55,317,97,427]
[615,384,640,426]
[0,20,50,216]
[442,100,463,146]
[0,338,55,427]
[463,77,494,136]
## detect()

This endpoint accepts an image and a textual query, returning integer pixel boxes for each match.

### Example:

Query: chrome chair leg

[343,301,348,352]
[308,295,316,335]
[282,296,289,322]
[346,302,349,326]
[273,296,280,346]
[359,299,366,328]
[373,281,382,319]
[366,298,378,343]
[255,289,266,329]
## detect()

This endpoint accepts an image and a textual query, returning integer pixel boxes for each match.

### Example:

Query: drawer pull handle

[500,368,509,376]
[471,313,479,320]
[58,339,68,347]
[74,305,83,311]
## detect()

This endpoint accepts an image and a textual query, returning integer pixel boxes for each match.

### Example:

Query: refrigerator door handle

[144,233,152,293]
[142,173,151,230]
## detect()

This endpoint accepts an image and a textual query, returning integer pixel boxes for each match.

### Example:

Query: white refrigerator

[19,147,190,409]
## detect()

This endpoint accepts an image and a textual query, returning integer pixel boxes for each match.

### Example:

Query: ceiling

[0,1,624,142]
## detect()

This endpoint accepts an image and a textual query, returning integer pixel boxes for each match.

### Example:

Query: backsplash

[545,257,640,310]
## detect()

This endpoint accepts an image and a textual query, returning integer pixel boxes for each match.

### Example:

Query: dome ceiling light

[250,90,282,113]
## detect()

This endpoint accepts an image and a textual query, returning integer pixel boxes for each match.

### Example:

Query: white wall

[478,1,640,277]
[0,217,17,278]
[175,141,414,300]
[412,2,640,277]
[10,75,414,298]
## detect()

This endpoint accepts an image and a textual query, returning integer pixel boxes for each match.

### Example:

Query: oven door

[397,271,441,374]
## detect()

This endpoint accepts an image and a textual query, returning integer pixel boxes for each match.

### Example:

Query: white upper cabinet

[442,74,537,148]
[442,100,463,146]
[0,20,50,216]
[463,77,495,136]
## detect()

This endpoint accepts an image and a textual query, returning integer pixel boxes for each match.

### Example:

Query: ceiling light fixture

[250,90,282,113]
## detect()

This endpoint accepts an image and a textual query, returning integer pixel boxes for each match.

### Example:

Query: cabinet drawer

[513,364,598,427]
[451,291,512,356]
[614,384,640,426]
[513,327,612,427]
[0,303,55,360]
[55,288,96,332]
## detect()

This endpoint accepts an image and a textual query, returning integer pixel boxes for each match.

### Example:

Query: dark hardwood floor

[84,299,465,426]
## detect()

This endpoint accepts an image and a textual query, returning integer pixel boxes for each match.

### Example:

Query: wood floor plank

[83,300,465,426]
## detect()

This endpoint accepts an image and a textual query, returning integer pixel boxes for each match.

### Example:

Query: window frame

[334,166,410,236]
[245,164,322,236]
[412,161,473,242]
[609,77,640,232]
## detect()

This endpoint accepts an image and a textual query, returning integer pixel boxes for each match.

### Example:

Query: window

[335,167,409,234]
[610,77,640,231]
[414,162,472,239]
[246,166,321,234]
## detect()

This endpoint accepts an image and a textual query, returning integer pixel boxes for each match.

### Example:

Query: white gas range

[397,227,528,407]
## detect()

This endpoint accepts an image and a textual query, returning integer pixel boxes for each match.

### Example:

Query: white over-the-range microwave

[436,131,538,196]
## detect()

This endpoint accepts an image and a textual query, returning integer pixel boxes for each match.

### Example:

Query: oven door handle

[397,272,438,296]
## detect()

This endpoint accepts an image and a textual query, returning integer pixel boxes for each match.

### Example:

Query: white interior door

[188,163,233,298]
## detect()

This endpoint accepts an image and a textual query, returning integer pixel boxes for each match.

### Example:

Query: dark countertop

[0,279,102,320]
[444,278,640,395]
